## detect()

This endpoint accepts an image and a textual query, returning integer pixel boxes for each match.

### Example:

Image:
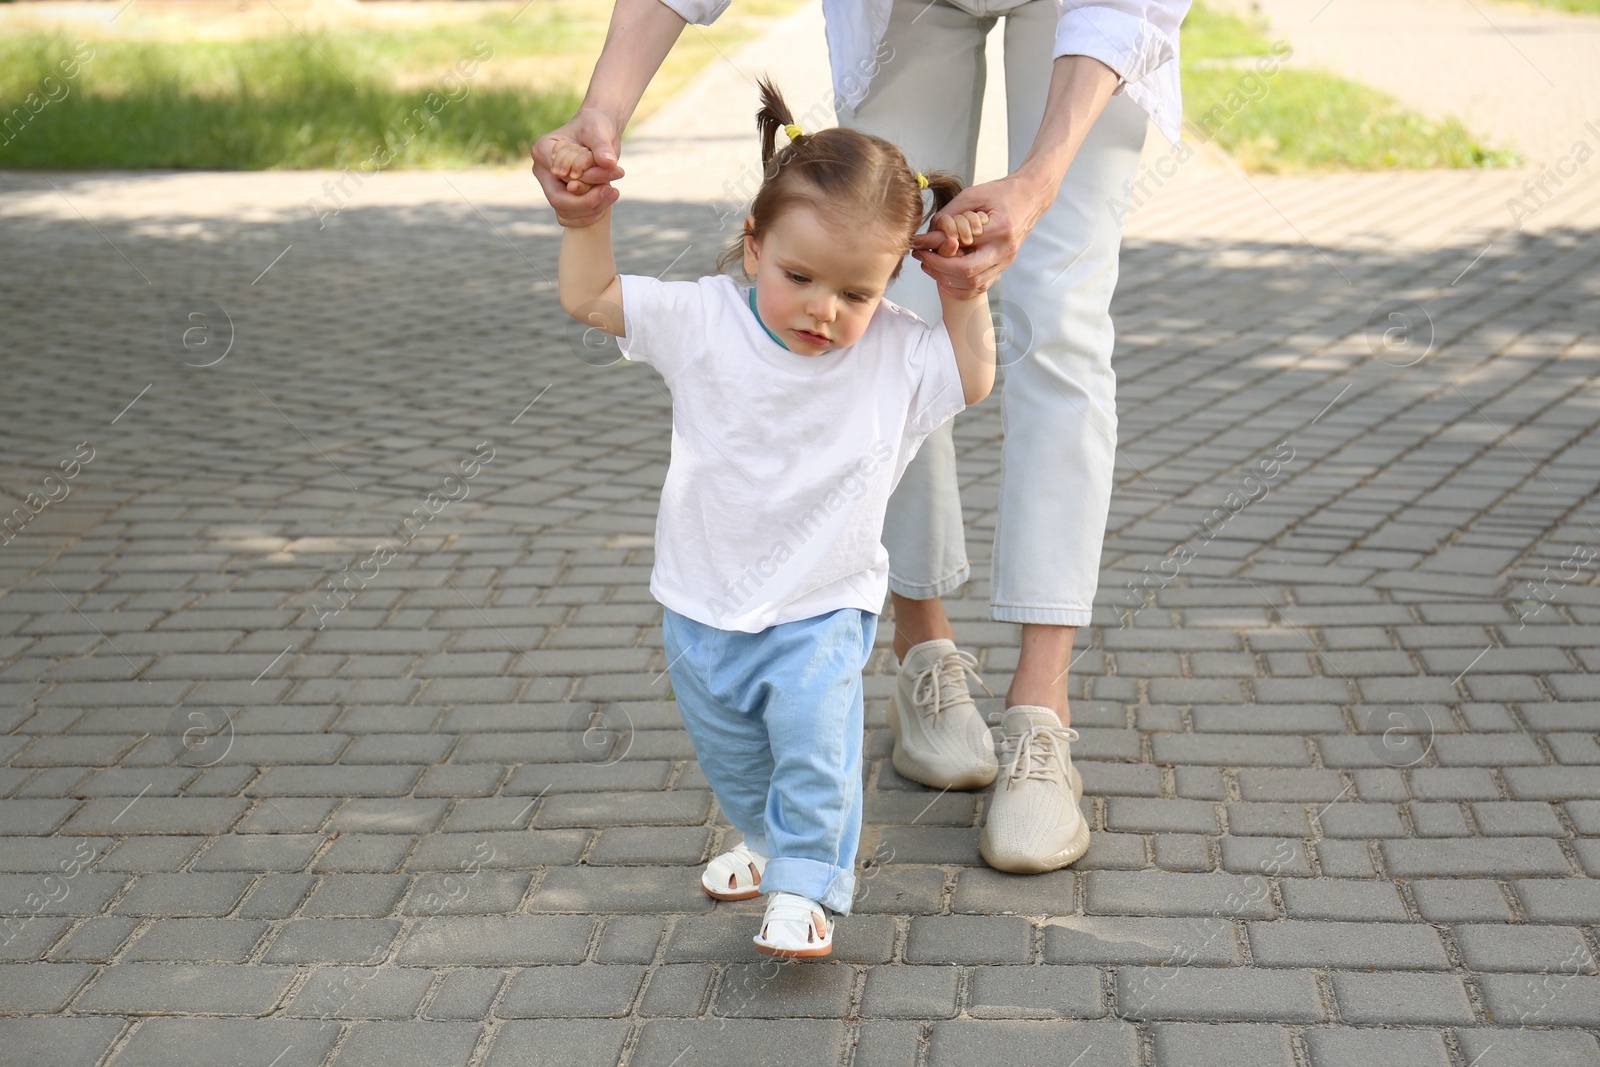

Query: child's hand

[930,210,989,256]
[549,140,601,196]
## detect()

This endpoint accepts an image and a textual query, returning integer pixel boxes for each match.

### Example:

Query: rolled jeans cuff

[761,856,857,915]
[991,602,1094,627]
[887,562,970,601]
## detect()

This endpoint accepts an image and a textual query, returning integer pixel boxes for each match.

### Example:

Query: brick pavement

[4,16,1600,1067]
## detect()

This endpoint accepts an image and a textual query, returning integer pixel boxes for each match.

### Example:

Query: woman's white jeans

[845,0,1150,627]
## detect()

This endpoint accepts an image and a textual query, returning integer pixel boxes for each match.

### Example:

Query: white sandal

[700,842,768,901]
[752,891,833,958]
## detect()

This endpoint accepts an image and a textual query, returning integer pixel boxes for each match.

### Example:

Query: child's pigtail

[754,74,799,172]
[919,170,966,226]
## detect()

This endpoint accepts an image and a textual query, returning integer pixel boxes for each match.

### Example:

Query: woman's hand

[909,173,1053,295]
[531,107,627,228]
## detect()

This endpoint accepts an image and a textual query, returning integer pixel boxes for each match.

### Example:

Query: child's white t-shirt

[617,272,967,633]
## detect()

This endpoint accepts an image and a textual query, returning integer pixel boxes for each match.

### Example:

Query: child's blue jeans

[661,605,878,915]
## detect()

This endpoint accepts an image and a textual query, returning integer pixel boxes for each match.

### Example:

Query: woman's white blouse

[661,0,1194,147]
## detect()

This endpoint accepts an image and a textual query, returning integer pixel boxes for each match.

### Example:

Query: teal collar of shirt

[747,285,791,351]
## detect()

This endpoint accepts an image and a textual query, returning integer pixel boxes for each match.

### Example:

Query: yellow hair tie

[916,171,928,190]
[784,123,803,142]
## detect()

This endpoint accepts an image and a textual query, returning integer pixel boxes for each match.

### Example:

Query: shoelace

[1000,723,1080,788]
[910,649,994,726]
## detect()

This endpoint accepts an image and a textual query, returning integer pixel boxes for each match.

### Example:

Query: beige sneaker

[886,638,997,790]
[979,706,1089,873]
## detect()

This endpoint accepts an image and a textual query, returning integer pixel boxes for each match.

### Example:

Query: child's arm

[552,136,624,336]
[930,210,996,406]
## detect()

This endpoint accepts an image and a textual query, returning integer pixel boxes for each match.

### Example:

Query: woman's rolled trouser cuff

[991,603,1094,627]
[887,563,969,601]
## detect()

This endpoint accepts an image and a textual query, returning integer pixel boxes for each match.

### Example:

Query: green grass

[1490,0,1600,11]
[1178,2,1521,172]
[0,26,576,169]
[0,31,575,169]
[1180,2,1276,59]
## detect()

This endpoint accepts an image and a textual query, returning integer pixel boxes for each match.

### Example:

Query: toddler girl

[544,76,994,958]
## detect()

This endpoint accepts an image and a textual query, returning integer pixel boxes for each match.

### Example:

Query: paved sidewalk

[3,8,1600,1067]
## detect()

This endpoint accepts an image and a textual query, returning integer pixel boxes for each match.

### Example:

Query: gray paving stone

[113,873,255,917]
[1106,797,1218,834]
[528,865,714,914]
[1247,920,1450,970]
[1227,802,1311,837]
[1156,834,1216,871]
[47,916,141,962]
[423,967,506,1020]
[1472,801,1566,836]
[261,919,402,964]
[905,916,1033,964]
[1453,1027,1600,1067]
[948,868,1070,920]
[1175,766,1228,800]
[0,961,97,1012]
[1236,769,1346,801]
[861,964,959,1018]
[638,962,713,1017]
[327,1020,483,1067]
[594,914,666,964]
[588,825,712,865]
[1117,966,1326,1022]
[851,1019,925,1067]
[1221,837,1312,877]
[1085,871,1276,918]
[396,916,593,966]
[1512,878,1600,922]
[1410,801,1472,837]
[120,918,270,962]
[1150,1023,1297,1067]
[1477,972,1600,1026]
[287,964,435,1020]
[483,1017,633,1067]
[1329,971,1477,1025]
[714,959,854,1018]
[498,964,646,1017]
[857,865,949,914]
[189,833,325,872]
[237,874,319,919]
[312,834,416,873]
[631,1019,846,1067]
[1301,1027,1452,1067]
[1452,924,1595,973]
[1153,734,1313,767]
[1409,878,1516,922]
[1279,878,1408,921]
[404,830,588,870]
[73,961,296,1014]
[966,965,1104,1018]
[926,1019,1138,1067]
[1409,768,1500,800]
[1043,915,1243,966]
[1383,838,1572,877]
[106,1018,340,1067]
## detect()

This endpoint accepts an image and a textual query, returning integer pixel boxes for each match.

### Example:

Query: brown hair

[714,75,964,284]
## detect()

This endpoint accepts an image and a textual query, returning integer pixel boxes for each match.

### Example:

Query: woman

[533,0,1192,874]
